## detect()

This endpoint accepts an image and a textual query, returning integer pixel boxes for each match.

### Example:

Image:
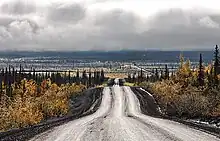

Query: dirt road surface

[30,82,220,141]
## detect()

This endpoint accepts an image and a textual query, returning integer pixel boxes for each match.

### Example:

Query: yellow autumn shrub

[140,58,220,118]
[0,95,43,131]
[39,89,69,117]
[9,97,43,128]
[0,79,86,131]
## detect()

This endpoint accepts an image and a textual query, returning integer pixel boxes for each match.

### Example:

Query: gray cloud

[89,8,220,50]
[48,3,86,24]
[1,0,36,15]
[141,9,220,50]
[0,16,16,26]
[95,9,141,33]
[0,2,220,51]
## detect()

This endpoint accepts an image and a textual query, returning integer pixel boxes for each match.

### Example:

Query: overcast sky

[0,0,219,51]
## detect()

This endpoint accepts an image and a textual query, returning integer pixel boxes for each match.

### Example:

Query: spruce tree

[198,53,204,86]
[146,74,149,82]
[64,71,67,84]
[93,71,97,85]
[155,68,159,81]
[165,64,169,80]
[160,70,163,80]
[89,70,92,87]
[128,73,131,82]
[100,69,105,83]
[82,70,87,86]
[132,73,136,83]
[214,45,220,85]
[137,71,140,85]
[0,80,2,97]
[96,71,100,85]
[140,69,143,82]
[68,71,71,84]
[76,69,80,85]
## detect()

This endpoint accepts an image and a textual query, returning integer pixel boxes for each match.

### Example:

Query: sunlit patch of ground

[105,73,127,79]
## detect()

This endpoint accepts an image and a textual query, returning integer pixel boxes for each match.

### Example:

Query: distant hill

[0,51,214,62]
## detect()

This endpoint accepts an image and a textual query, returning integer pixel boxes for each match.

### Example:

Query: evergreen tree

[140,69,143,82]
[0,80,2,96]
[8,66,11,83]
[64,71,67,84]
[51,73,55,83]
[198,53,205,86]
[93,71,97,85]
[68,71,71,83]
[146,74,149,82]
[76,69,79,79]
[89,70,92,87]
[82,70,88,86]
[36,73,39,84]
[33,69,36,81]
[19,64,22,82]
[152,69,155,74]
[132,73,136,83]
[165,64,169,80]
[45,70,48,79]
[100,69,105,83]
[137,71,140,85]
[12,67,15,83]
[5,67,8,85]
[96,71,100,85]
[128,73,131,82]
[1,69,4,84]
[76,69,80,85]
[214,45,220,85]
[160,70,163,80]
[155,68,159,81]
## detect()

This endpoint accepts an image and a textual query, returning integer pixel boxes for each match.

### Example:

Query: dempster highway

[30,79,220,141]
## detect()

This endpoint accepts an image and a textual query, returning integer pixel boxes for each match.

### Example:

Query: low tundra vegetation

[0,79,85,131]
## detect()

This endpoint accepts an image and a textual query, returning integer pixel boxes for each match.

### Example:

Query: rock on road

[31,85,220,141]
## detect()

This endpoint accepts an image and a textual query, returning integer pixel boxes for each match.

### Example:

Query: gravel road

[30,83,220,141]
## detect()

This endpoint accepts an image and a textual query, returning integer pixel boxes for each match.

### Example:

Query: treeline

[126,66,170,84]
[128,45,220,87]
[0,67,106,98]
